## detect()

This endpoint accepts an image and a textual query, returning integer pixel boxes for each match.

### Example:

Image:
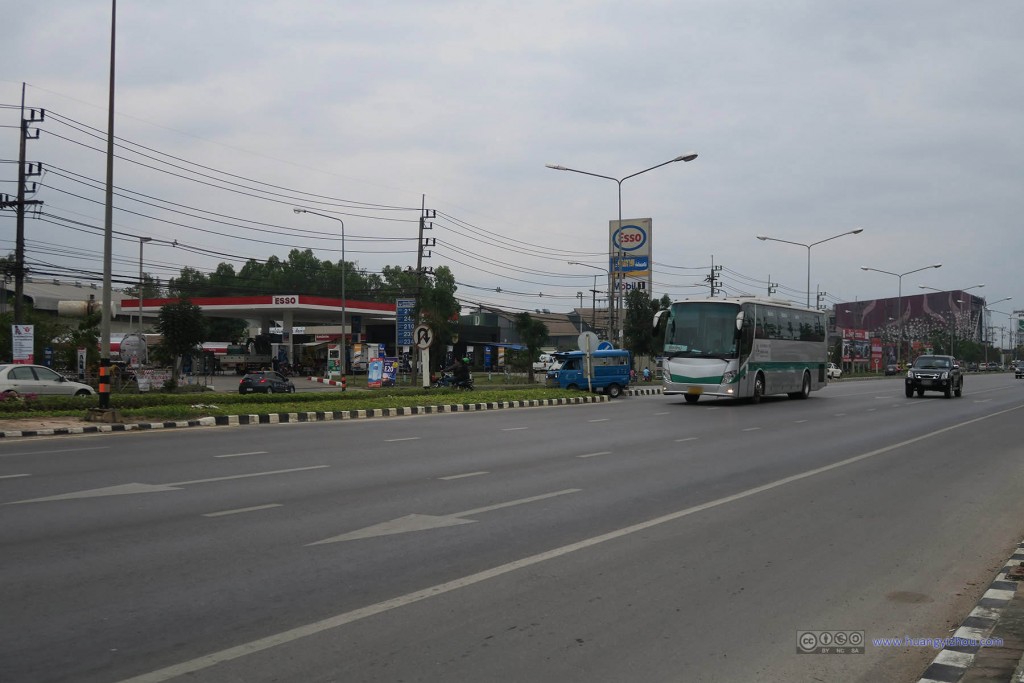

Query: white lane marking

[653,412,670,416]
[577,451,612,459]
[502,427,528,431]
[794,419,808,423]
[438,471,489,480]
[203,504,282,518]
[116,404,1024,683]
[974,399,993,403]
[307,489,581,546]
[742,427,761,432]
[6,466,329,504]
[587,419,609,423]
[674,437,698,443]
[833,413,847,417]
[385,437,421,442]
[0,445,109,459]
[214,451,268,459]
[0,473,30,479]
[866,408,876,412]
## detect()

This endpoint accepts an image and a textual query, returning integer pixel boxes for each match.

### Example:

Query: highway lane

[1,374,1023,682]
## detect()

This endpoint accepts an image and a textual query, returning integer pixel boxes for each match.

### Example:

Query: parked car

[905,355,963,398]
[827,363,842,380]
[0,364,95,397]
[238,371,296,394]
[1016,365,1024,379]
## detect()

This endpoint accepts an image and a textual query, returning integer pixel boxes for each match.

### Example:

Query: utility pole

[816,288,828,311]
[1,83,45,323]
[706,256,722,297]
[767,274,778,297]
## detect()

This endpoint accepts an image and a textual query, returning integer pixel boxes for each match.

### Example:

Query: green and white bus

[653,296,829,404]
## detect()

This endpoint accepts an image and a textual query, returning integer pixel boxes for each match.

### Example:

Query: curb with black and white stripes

[626,386,663,396]
[916,540,1024,683]
[0,395,608,439]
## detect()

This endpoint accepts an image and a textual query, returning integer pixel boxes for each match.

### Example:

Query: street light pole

[138,236,151,333]
[861,263,942,366]
[756,229,864,308]
[294,208,345,381]
[548,153,697,346]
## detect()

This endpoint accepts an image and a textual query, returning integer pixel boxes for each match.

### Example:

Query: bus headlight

[721,371,736,384]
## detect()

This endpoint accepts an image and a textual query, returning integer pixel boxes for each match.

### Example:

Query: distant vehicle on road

[547,349,631,398]
[905,355,962,398]
[827,363,842,380]
[884,364,899,376]
[1016,365,1024,379]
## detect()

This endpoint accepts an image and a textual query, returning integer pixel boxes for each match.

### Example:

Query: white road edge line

[214,451,269,459]
[577,451,612,459]
[438,471,489,480]
[113,405,1024,683]
[385,437,421,442]
[0,473,30,479]
[674,437,698,442]
[203,504,282,517]
[501,427,528,431]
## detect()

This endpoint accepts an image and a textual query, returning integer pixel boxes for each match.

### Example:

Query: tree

[154,299,208,386]
[419,266,460,367]
[514,312,549,383]
[623,289,661,358]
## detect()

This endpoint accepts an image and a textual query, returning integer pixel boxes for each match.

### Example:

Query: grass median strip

[0,387,602,424]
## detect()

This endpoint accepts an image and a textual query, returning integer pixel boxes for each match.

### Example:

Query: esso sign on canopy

[612,225,648,252]
[272,294,299,305]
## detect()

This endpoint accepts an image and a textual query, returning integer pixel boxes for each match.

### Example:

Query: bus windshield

[664,302,739,358]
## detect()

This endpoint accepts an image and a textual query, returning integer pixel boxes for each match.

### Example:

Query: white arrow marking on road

[5,466,328,504]
[307,488,581,546]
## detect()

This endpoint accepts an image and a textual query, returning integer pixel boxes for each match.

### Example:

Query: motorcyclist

[444,357,472,388]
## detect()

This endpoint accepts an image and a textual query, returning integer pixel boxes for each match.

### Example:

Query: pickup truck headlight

[940,371,949,380]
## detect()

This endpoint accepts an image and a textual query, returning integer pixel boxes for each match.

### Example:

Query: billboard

[609,218,653,306]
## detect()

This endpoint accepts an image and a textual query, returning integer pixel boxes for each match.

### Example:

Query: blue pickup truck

[546,349,632,398]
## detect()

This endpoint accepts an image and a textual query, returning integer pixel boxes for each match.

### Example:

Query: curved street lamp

[756,229,863,308]
[860,263,942,365]
[294,208,345,380]
[547,153,698,346]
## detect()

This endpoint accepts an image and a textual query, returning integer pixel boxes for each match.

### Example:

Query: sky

[2,1,1022,327]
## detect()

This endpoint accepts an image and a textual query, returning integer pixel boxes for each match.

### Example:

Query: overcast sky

[3,1,1022,327]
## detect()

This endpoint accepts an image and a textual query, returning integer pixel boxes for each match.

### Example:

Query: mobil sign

[609,218,652,277]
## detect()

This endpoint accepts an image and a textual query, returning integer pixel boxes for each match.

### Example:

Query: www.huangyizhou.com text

[873,636,1004,649]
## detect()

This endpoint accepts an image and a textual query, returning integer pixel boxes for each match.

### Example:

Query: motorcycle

[433,371,473,390]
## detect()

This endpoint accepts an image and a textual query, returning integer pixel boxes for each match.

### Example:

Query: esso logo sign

[613,225,647,252]
[273,295,299,305]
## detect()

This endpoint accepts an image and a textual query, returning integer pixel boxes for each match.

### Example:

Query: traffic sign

[414,325,434,350]
[597,341,614,351]
[577,331,599,353]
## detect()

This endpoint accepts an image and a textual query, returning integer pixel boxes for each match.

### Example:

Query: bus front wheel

[751,373,765,404]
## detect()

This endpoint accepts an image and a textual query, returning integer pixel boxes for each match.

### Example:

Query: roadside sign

[414,325,434,350]
[577,331,599,353]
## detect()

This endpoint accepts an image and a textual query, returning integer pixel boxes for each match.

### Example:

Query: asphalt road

[2,374,1023,682]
